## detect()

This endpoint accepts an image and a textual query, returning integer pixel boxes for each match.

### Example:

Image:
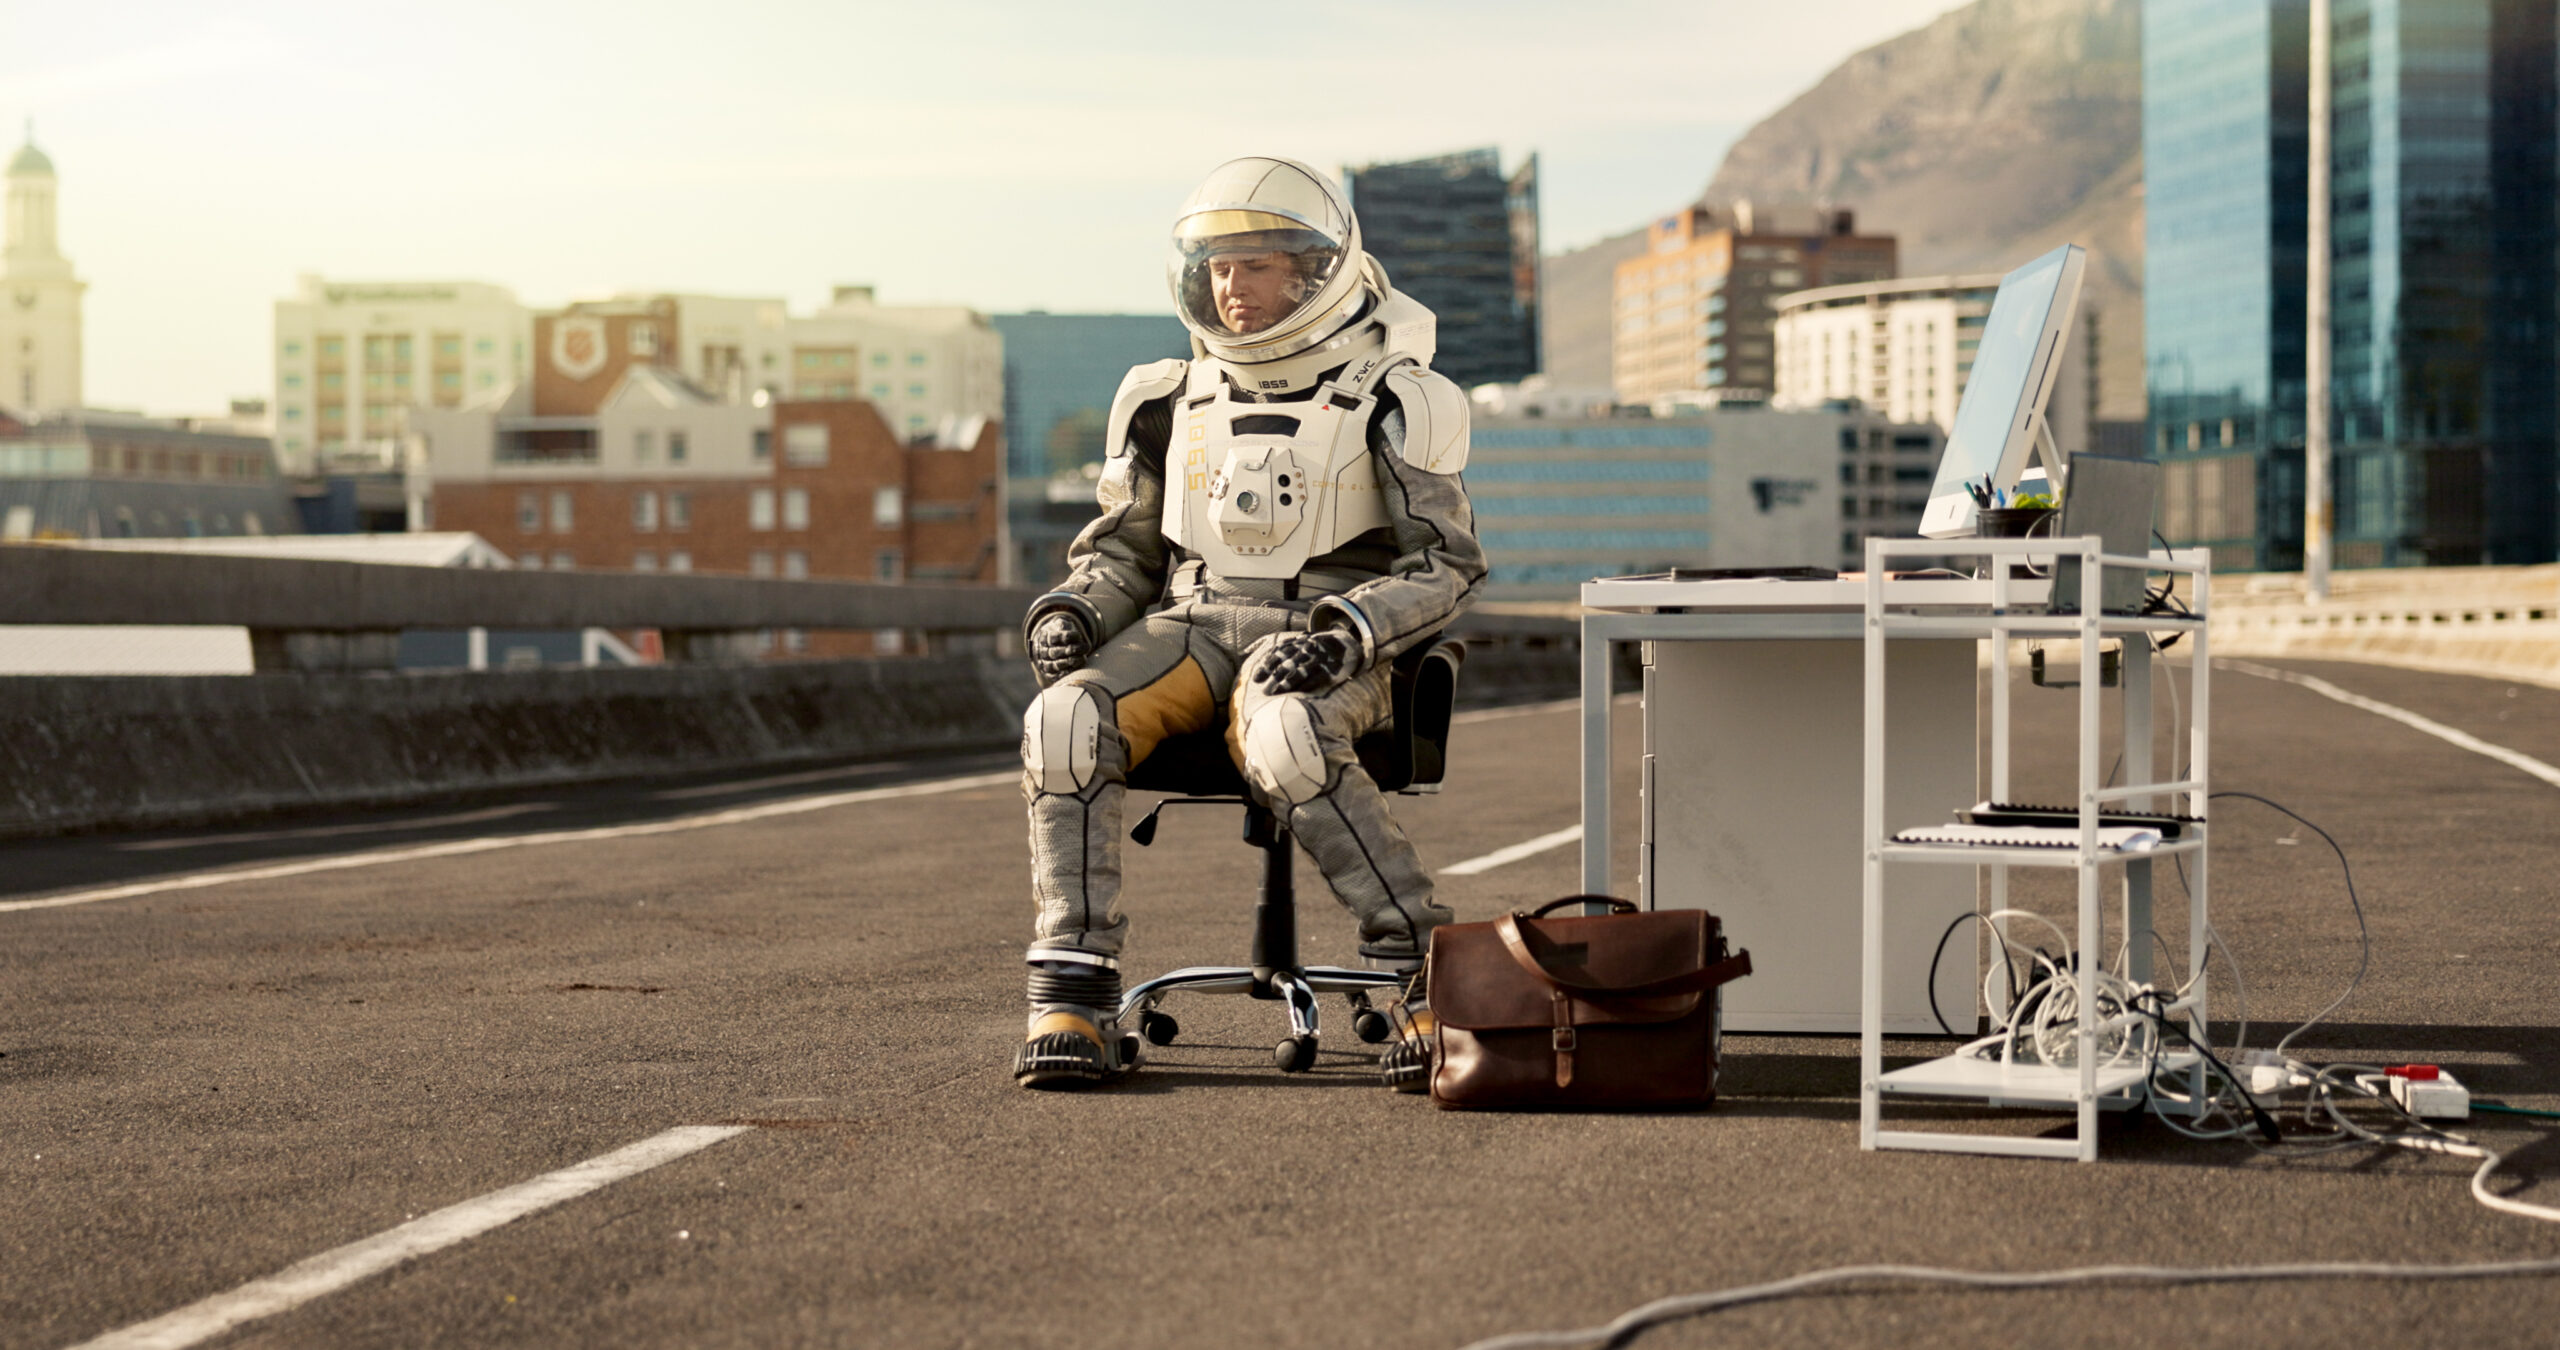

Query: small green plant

[2010,491,2057,511]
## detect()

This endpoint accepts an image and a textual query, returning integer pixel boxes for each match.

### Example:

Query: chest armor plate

[1163,370,1393,580]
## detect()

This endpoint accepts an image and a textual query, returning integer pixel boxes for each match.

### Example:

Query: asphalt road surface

[5,661,2559,1349]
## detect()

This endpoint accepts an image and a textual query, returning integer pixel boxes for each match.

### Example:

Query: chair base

[1119,965,1406,1070]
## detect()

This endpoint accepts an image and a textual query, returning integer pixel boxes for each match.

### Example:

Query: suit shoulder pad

[1381,364,1470,474]
[1105,358,1187,459]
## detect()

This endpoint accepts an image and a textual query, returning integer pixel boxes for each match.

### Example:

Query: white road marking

[115,803,560,852]
[2220,659,2560,790]
[650,760,914,801]
[1,770,1019,915]
[1440,824,1584,876]
[69,1125,750,1350]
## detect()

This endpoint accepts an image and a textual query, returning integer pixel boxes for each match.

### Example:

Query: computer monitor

[1917,243,2088,538]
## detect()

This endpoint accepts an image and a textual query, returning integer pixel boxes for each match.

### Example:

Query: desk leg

[2122,637,2154,985]
[1581,624,1611,900]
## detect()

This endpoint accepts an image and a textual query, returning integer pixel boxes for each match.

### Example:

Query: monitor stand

[2028,412,2066,495]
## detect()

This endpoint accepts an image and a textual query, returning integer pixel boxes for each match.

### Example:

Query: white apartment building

[3,134,85,415]
[1772,273,2095,455]
[628,287,1003,442]
[272,277,532,475]
[782,286,1002,441]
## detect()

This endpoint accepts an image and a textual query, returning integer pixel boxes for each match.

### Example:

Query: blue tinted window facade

[2329,0,2556,564]
[994,313,1191,584]
[2144,0,2308,571]
[1473,494,1712,516]
[1346,148,1540,390]
[1465,459,1712,484]
[2146,0,2557,569]
[992,313,1190,481]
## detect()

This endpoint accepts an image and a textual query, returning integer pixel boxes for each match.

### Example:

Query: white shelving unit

[1858,536,2212,1162]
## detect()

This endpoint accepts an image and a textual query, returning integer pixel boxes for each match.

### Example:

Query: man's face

[1207,251,1305,334]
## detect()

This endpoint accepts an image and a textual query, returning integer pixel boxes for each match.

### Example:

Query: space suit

[1014,156,1486,1090]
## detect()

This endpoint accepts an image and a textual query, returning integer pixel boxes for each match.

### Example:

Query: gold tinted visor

[1174,208,1328,248]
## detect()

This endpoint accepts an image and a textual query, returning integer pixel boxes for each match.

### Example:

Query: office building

[273,277,532,477]
[1469,408,1943,599]
[1613,204,1896,406]
[2144,0,2559,569]
[1773,273,2097,455]
[0,409,292,541]
[412,304,1000,591]
[776,286,1004,444]
[3,131,85,415]
[1346,148,1540,390]
[991,311,1189,586]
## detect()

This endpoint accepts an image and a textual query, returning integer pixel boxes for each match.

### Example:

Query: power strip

[2387,1065,2470,1121]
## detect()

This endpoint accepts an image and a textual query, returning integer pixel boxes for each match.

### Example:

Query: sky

[3,0,1963,415]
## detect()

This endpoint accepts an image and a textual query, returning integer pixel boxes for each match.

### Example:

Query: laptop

[2045,453,2159,616]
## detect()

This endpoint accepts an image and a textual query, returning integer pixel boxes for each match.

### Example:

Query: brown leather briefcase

[1428,896,1751,1111]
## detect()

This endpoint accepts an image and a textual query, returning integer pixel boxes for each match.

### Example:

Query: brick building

[1612,204,1896,405]
[413,298,1001,650]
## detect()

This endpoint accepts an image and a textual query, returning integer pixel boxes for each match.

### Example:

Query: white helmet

[1168,156,1376,366]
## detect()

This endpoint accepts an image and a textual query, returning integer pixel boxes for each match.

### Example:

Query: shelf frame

[1858,534,2213,1163]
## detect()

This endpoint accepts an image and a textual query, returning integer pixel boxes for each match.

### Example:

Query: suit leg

[1230,645,1452,964]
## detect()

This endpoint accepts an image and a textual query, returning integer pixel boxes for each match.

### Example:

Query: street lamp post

[2306,0,2333,598]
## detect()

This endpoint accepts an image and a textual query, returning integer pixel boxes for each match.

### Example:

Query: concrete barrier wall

[2207,564,2560,689]
[0,635,1592,838]
[0,655,1042,838]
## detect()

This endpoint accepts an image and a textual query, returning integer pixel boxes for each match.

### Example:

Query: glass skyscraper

[1345,148,1540,390]
[991,312,1190,585]
[2144,0,2309,570]
[2146,0,2558,569]
[2330,0,2556,564]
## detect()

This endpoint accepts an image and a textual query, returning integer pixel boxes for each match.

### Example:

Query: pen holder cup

[1976,506,2057,538]
[1978,506,2058,579]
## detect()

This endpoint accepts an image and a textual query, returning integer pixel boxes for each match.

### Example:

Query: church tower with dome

[4,124,86,414]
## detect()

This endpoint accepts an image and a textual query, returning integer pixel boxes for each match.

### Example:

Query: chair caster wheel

[1274,1036,1317,1073]
[1138,1010,1180,1046]
[1351,1009,1393,1044]
[1118,1034,1142,1069]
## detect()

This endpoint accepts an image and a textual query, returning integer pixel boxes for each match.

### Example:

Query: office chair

[1116,636,1463,1073]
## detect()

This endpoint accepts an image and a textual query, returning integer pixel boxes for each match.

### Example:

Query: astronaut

[1014,156,1486,1092]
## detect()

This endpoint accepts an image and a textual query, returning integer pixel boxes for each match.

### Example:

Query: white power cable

[1457,1256,2560,1350]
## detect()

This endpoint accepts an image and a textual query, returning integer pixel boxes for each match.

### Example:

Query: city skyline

[4,0,1964,415]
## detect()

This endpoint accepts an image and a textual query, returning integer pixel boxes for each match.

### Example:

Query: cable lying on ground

[1455,1257,2560,1350]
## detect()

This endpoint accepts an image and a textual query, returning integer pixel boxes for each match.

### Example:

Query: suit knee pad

[1023,682,1105,795]
[1240,697,1331,806]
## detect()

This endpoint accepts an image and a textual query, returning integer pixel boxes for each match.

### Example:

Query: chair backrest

[1124,637,1465,798]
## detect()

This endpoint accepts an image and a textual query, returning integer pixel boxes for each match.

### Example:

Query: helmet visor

[1171,209,1345,340]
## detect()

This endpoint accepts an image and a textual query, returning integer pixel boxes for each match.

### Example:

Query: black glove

[1029,612,1093,686]
[1253,630,1358,695]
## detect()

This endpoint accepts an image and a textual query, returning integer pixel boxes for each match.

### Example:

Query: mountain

[1544,0,2146,417]
[1704,0,2143,414]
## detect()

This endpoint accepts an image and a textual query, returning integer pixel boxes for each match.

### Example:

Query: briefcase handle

[1521,895,1638,919]
[1494,913,1753,999]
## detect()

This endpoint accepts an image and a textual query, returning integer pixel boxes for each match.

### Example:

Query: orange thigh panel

[1117,655,1217,770]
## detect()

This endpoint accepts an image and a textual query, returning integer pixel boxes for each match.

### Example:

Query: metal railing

[0,543,1044,671]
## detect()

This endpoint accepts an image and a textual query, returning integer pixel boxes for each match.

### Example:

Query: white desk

[1579,575,1991,1034]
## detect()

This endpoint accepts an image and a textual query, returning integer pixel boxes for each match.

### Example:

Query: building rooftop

[73,532,512,568]
[1773,272,2006,313]
[8,139,53,177]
